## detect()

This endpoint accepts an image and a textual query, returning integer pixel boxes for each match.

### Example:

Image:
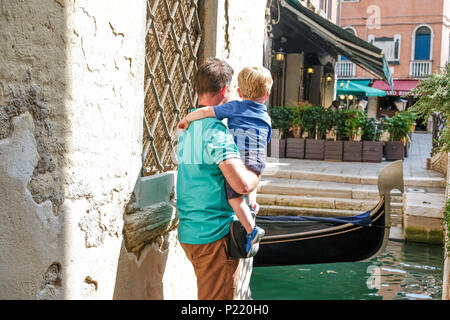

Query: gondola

[253,160,404,267]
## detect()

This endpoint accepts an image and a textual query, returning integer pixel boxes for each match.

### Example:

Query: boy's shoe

[245,226,265,258]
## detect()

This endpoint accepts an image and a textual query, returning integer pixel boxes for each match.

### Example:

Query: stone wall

[0,0,193,299]
[443,152,450,300]
[0,0,269,300]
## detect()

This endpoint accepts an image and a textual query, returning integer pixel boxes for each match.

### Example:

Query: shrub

[362,117,381,142]
[268,106,295,138]
[382,111,416,141]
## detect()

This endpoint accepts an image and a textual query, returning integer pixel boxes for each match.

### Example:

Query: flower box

[362,141,383,163]
[286,138,305,159]
[305,139,325,160]
[324,140,343,161]
[343,141,362,162]
[385,141,404,160]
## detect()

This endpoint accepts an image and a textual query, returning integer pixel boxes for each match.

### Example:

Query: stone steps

[256,167,445,240]
[262,168,446,188]
[257,194,403,227]
[256,193,402,212]
[255,175,438,229]
[257,178,404,201]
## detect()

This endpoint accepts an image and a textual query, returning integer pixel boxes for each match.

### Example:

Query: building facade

[337,0,450,91]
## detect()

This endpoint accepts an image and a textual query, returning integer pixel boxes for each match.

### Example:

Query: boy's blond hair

[237,66,273,100]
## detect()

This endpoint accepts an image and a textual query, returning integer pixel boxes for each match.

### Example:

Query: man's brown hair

[195,58,234,96]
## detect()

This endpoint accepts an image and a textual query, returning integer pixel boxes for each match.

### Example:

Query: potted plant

[285,103,309,159]
[268,106,294,158]
[362,117,383,162]
[341,109,366,162]
[302,106,326,160]
[382,111,416,160]
[324,109,343,161]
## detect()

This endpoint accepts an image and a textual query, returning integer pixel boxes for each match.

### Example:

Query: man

[329,100,340,111]
[354,98,364,111]
[176,58,260,300]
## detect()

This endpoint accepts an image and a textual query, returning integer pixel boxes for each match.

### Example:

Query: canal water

[250,240,444,300]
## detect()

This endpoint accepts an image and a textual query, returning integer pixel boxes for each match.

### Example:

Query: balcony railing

[410,60,432,78]
[336,61,356,78]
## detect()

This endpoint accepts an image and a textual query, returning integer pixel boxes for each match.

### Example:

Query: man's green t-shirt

[176,116,241,245]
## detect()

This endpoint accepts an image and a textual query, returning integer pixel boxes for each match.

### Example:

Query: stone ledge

[403,192,445,219]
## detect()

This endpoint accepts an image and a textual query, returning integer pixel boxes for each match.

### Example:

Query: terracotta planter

[305,139,325,160]
[324,140,343,161]
[385,141,404,160]
[343,141,362,162]
[362,141,383,162]
[286,138,305,159]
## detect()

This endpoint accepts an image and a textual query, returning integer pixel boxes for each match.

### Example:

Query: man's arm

[218,158,260,195]
[177,106,215,131]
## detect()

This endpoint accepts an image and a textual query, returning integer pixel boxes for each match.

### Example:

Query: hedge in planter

[268,106,294,158]
[302,106,328,160]
[341,109,365,162]
[362,117,383,162]
[382,111,416,161]
[324,109,343,161]
[285,104,308,159]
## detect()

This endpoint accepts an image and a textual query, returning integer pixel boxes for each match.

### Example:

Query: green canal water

[250,240,444,300]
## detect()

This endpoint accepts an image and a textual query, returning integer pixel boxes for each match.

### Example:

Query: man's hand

[177,118,190,131]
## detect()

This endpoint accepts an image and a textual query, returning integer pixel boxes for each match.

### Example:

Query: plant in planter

[362,117,383,162]
[324,109,343,161]
[268,106,294,158]
[302,106,326,160]
[285,103,309,159]
[341,109,366,162]
[382,111,416,160]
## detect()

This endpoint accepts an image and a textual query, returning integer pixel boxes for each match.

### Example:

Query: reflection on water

[250,240,444,300]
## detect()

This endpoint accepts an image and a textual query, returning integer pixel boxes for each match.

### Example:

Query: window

[368,34,401,64]
[414,26,431,60]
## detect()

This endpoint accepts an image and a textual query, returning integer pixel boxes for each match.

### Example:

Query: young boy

[177,66,272,257]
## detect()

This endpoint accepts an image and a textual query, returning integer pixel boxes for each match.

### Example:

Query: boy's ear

[262,90,270,102]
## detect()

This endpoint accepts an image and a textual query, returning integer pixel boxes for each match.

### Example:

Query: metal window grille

[142,0,202,176]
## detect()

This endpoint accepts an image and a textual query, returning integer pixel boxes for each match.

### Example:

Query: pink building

[337,0,450,101]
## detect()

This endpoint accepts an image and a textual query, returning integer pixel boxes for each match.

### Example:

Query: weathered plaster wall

[0,0,68,299]
[0,0,197,300]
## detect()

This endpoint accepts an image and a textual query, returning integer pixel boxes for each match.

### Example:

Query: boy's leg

[228,196,255,234]
[225,179,265,257]
[180,234,240,300]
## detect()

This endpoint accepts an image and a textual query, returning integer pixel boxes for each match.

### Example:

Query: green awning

[280,0,393,88]
[348,79,372,87]
[337,80,386,97]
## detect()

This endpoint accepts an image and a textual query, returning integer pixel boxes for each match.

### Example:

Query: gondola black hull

[253,200,386,267]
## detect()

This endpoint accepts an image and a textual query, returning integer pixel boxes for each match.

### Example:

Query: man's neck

[197,93,225,107]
